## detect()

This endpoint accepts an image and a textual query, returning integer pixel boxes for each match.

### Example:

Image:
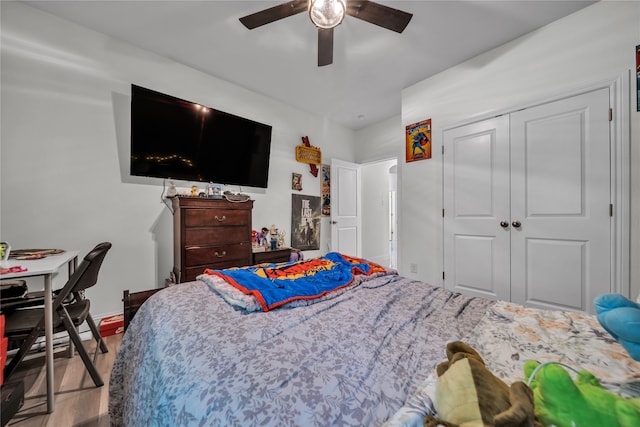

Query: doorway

[361,158,397,268]
[330,158,398,268]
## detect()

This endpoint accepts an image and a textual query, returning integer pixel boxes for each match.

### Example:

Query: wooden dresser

[172,196,253,283]
[252,247,292,265]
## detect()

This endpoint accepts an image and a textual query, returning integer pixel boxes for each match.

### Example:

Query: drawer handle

[214,215,226,222]
[214,251,227,258]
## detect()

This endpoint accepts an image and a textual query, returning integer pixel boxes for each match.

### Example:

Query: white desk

[1,250,79,413]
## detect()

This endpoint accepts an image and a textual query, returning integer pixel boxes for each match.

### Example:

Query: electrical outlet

[410,263,418,274]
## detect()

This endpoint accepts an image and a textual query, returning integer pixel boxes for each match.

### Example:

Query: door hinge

[443,271,445,280]
[610,204,613,217]
[609,108,613,122]
[442,209,445,217]
[442,145,444,155]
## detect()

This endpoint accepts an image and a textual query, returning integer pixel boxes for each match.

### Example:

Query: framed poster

[292,173,303,191]
[321,164,331,216]
[405,118,432,162]
[291,194,321,250]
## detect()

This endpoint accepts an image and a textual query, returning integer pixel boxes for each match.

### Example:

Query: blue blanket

[204,252,386,311]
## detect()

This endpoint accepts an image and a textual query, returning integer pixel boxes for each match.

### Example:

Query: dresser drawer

[183,268,206,283]
[184,209,250,228]
[184,227,249,246]
[184,243,249,267]
[252,248,292,265]
[183,248,251,282]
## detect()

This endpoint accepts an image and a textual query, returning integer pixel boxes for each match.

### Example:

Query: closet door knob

[511,221,522,228]
[500,221,509,228]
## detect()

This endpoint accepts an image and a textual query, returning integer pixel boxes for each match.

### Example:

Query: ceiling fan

[239,0,413,66]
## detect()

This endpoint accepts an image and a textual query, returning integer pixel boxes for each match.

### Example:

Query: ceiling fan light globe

[309,0,346,29]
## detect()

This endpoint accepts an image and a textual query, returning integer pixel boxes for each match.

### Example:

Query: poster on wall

[291,194,321,250]
[405,118,432,162]
[636,45,640,112]
[321,164,331,216]
[292,173,303,191]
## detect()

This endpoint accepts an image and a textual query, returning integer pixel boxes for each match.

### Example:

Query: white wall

[354,114,402,164]
[0,2,356,319]
[390,1,640,298]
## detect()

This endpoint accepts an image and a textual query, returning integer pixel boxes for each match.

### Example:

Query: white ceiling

[22,0,596,130]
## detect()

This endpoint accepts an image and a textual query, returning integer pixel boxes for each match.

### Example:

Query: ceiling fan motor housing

[309,0,346,29]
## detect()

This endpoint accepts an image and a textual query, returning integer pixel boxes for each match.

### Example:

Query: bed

[109,253,640,426]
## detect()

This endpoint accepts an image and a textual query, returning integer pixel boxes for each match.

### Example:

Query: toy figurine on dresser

[269,224,278,250]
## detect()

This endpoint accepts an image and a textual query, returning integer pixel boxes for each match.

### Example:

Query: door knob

[500,221,509,228]
[512,221,522,228]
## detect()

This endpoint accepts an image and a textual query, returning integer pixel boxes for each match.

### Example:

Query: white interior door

[510,87,611,312]
[443,116,511,300]
[331,158,361,257]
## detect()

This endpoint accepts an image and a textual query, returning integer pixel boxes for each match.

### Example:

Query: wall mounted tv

[130,84,272,188]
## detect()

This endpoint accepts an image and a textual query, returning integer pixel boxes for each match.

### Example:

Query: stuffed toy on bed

[594,293,640,361]
[423,341,539,427]
[524,360,640,427]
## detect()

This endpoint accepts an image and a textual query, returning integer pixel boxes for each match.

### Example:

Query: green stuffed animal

[524,360,640,427]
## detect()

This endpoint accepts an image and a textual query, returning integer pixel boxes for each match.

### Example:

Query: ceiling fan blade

[239,1,308,29]
[346,0,413,33]
[318,28,333,66]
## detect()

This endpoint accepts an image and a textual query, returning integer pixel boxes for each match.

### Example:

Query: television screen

[130,84,272,188]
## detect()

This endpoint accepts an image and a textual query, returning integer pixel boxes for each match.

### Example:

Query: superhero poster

[405,118,431,162]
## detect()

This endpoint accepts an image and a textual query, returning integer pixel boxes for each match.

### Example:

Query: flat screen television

[130,84,272,188]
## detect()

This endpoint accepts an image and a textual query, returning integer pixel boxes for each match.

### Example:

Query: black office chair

[2,242,112,386]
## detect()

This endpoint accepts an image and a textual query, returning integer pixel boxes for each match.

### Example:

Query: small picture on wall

[291,194,321,250]
[405,118,432,162]
[321,164,330,216]
[292,173,303,191]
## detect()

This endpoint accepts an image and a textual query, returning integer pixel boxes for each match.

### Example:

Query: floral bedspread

[108,274,493,426]
[383,300,640,427]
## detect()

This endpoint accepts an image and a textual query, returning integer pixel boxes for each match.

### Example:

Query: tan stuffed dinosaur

[424,341,540,427]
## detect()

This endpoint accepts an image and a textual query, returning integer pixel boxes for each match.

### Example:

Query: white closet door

[443,116,511,300]
[510,88,611,312]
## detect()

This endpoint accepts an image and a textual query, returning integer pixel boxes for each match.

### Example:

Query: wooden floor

[4,333,123,427]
